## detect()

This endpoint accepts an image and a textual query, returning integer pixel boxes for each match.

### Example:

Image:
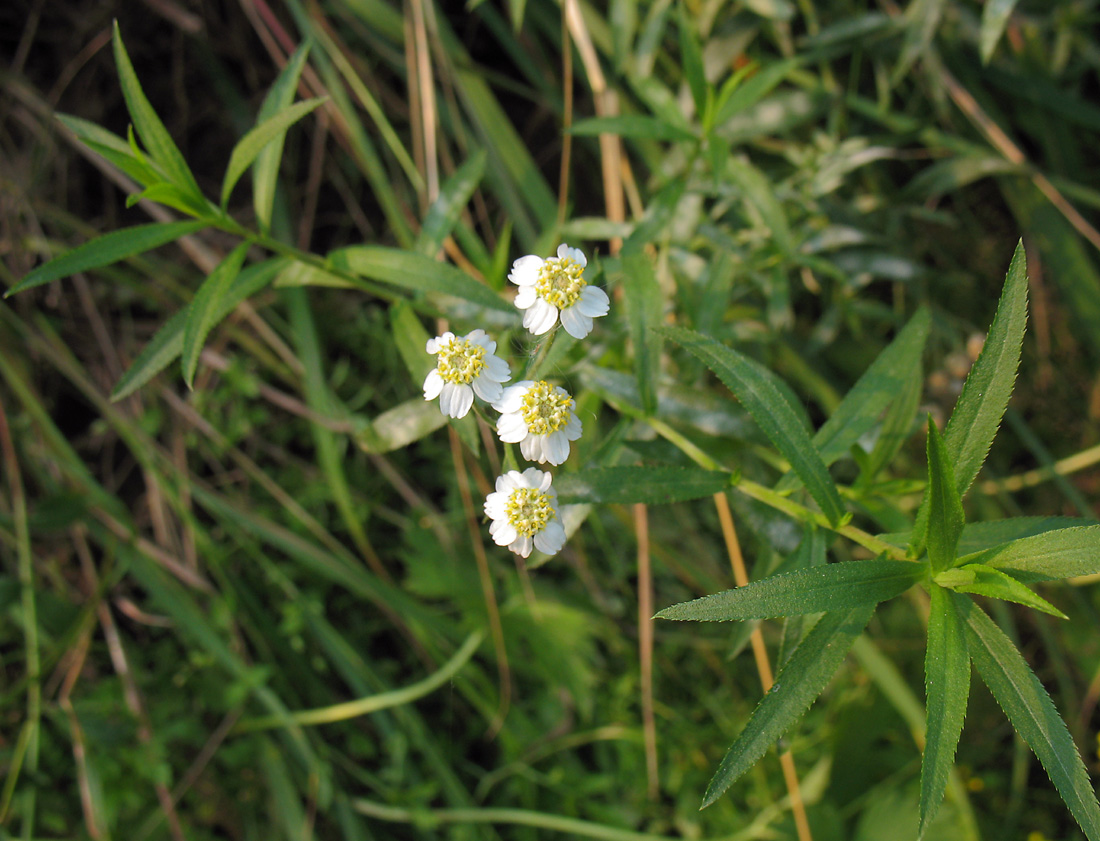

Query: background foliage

[2,1,1100,839]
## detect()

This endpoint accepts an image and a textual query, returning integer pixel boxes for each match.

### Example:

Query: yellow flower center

[505,487,554,536]
[436,338,486,385]
[535,256,586,309]
[520,381,573,435]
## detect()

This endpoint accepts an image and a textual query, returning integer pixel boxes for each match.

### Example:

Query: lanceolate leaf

[962,598,1100,841]
[677,4,708,120]
[355,398,447,453]
[925,419,965,574]
[181,242,251,389]
[111,258,285,401]
[661,326,846,525]
[8,221,207,296]
[620,253,663,416]
[330,246,512,314]
[947,564,1068,619]
[555,467,731,506]
[919,586,970,837]
[960,525,1100,582]
[980,0,1021,64]
[254,41,312,232]
[912,240,1028,554]
[656,560,923,621]
[112,22,203,201]
[700,603,875,808]
[221,97,327,208]
[416,150,487,256]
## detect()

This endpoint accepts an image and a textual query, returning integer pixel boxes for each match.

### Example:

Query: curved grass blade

[112,22,203,200]
[8,220,206,297]
[701,603,875,808]
[959,525,1100,582]
[661,325,846,525]
[181,242,251,388]
[221,97,327,208]
[111,257,285,401]
[416,150,487,256]
[919,586,969,837]
[961,598,1100,841]
[657,560,924,621]
[925,418,965,574]
[555,467,732,506]
[980,0,1020,64]
[254,42,312,232]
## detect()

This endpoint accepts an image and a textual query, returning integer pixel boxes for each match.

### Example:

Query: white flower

[509,243,610,339]
[423,329,511,418]
[494,380,582,465]
[484,468,567,558]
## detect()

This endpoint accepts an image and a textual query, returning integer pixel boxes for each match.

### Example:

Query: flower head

[484,468,566,558]
[509,244,610,339]
[423,329,510,418]
[494,380,582,465]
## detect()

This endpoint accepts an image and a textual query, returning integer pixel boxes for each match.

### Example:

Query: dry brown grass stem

[635,503,659,799]
[713,492,813,841]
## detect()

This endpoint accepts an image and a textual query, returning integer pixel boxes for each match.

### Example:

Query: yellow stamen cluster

[520,381,573,435]
[505,487,555,536]
[535,256,586,309]
[436,338,486,384]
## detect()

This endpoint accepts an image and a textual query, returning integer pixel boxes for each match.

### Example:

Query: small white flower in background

[509,244,610,339]
[484,468,566,558]
[494,380,582,465]
[423,329,510,419]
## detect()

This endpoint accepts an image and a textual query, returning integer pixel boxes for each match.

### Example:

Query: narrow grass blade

[726,157,793,255]
[112,22,203,200]
[962,598,1100,841]
[416,150,487,257]
[331,246,512,314]
[925,418,965,574]
[181,242,251,388]
[677,4,708,120]
[111,257,284,400]
[947,564,1068,619]
[713,58,799,125]
[254,42,312,231]
[554,467,732,505]
[920,586,970,837]
[701,603,875,808]
[961,525,1100,582]
[657,560,924,621]
[980,0,1020,64]
[221,97,326,208]
[661,326,846,525]
[8,221,206,296]
[569,115,697,142]
[620,254,663,416]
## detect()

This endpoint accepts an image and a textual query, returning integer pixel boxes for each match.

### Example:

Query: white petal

[485,492,507,518]
[576,285,610,317]
[467,329,495,352]
[515,286,538,309]
[497,412,528,443]
[511,535,533,558]
[509,255,543,287]
[564,413,583,440]
[492,522,518,547]
[472,376,502,403]
[519,467,545,488]
[494,384,529,413]
[423,369,444,399]
[450,385,474,418]
[497,472,521,492]
[438,382,457,416]
[533,469,553,492]
[533,522,565,555]
[519,435,542,462]
[557,244,586,267]
[559,306,592,339]
[483,355,511,382]
[544,431,569,465]
[426,337,439,354]
[524,298,558,335]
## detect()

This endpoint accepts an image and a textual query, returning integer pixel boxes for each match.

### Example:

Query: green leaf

[330,246,513,314]
[8,220,207,296]
[700,603,875,808]
[110,258,285,401]
[920,586,970,838]
[962,598,1100,841]
[221,97,327,208]
[980,0,1020,64]
[125,182,211,217]
[779,307,930,490]
[389,301,434,383]
[554,467,731,506]
[660,326,846,526]
[181,242,251,389]
[725,157,793,255]
[713,58,799,126]
[925,418,965,574]
[416,150,487,256]
[112,22,203,200]
[57,114,166,187]
[912,240,1028,554]
[254,42,312,232]
[961,525,1100,582]
[619,254,663,416]
[862,362,923,482]
[355,398,447,453]
[656,560,923,621]
[677,4,708,120]
[568,115,697,142]
[943,564,1068,619]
